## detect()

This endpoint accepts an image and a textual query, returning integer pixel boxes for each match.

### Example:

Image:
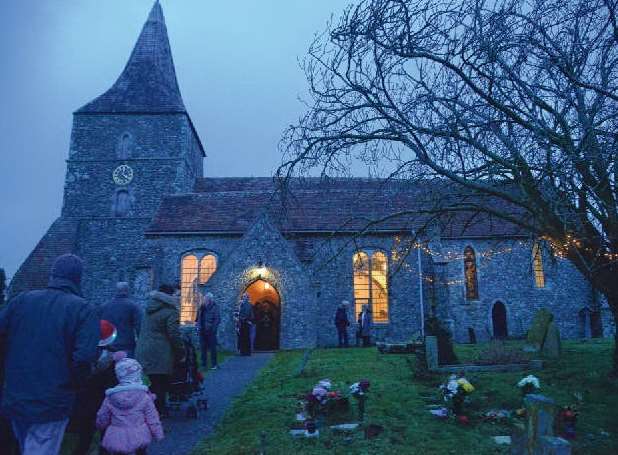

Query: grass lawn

[194,340,618,455]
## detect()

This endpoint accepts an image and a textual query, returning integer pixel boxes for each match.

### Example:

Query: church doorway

[491,301,508,339]
[244,280,281,351]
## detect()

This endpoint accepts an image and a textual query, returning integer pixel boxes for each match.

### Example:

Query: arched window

[118,133,132,159]
[180,252,218,324]
[532,242,545,288]
[353,250,389,322]
[113,190,131,217]
[463,246,479,300]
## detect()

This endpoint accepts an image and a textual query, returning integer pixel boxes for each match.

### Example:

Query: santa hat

[99,320,117,347]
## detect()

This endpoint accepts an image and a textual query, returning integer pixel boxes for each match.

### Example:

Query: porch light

[255,261,267,279]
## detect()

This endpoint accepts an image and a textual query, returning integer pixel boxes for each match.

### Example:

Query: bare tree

[281,0,618,374]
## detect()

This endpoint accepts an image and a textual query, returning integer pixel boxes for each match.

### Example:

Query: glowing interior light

[264,282,270,290]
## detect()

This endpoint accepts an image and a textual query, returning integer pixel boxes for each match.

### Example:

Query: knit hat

[99,320,117,347]
[113,351,144,386]
[51,254,83,285]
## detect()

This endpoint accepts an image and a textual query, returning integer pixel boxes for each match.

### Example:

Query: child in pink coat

[96,352,164,454]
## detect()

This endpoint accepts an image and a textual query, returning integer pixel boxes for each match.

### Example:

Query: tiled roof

[149,178,527,237]
[76,2,186,114]
[8,218,80,298]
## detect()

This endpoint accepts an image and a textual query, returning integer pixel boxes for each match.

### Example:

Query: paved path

[148,353,274,455]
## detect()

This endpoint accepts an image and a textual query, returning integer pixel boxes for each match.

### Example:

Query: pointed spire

[78,1,186,113]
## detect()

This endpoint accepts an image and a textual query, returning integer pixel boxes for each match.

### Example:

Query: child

[96,352,163,455]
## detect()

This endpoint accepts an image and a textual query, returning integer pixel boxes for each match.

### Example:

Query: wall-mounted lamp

[255,260,267,280]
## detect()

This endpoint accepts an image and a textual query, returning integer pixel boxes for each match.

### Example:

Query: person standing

[360,304,373,347]
[0,254,100,455]
[135,284,185,415]
[334,301,350,347]
[100,282,142,358]
[238,294,253,356]
[196,292,220,370]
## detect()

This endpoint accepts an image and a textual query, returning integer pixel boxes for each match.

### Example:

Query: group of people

[0,253,212,455]
[334,300,373,348]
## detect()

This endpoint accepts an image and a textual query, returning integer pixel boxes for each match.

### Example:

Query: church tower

[64,1,204,219]
[10,1,204,302]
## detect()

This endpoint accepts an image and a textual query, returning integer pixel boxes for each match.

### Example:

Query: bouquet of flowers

[517,375,540,396]
[301,379,347,419]
[440,375,474,416]
[349,379,371,420]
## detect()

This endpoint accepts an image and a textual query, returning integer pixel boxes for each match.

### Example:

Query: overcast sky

[0,0,352,281]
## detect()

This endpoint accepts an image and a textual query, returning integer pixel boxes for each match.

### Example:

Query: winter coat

[0,277,99,423]
[69,351,118,434]
[334,307,349,329]
[135,291,184,376]
[96,384,163,453]
[197,300,220,334]
[100,295,142,352]
[238,298,253,322]
[360,310,373,337]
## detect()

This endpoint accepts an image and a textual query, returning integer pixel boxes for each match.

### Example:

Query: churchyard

[194,340,617,455]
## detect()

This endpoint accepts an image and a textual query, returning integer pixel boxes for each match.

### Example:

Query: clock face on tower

[112,164,134,186]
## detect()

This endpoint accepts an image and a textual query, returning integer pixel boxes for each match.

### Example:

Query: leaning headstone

[526,309,554,351]
[542,322,561,359]
[511,394,571,455]
[425,336,438,371]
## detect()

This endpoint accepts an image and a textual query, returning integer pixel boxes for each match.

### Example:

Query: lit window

[180,252,217,323]
[353,250,389,322]
[532,242,545,288]
[463,246,479,300]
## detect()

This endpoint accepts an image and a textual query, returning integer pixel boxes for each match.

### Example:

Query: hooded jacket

[135,291,184,375]
[96,384,163,453]
[0,277,99,423]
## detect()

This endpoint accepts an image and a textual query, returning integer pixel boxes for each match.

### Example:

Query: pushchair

[167,332,208,418]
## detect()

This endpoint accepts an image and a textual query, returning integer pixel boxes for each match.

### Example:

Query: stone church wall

[438,239,594,342]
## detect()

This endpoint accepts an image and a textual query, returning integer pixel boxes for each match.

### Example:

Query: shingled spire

[77,1,186,113]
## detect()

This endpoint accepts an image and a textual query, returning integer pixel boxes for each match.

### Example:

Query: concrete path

[148,353,274,455]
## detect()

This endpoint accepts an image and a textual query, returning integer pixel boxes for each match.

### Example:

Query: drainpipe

[417,245,425,338]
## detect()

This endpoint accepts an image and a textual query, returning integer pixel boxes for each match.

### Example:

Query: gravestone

[541,322,561,359]
[426,317,459,364]
[425,336,438,370]
[468,327,477,344]
[526,309,554,351]
[511,394,571,455]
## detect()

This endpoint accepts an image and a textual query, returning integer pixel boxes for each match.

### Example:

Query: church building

[9,2,613,350]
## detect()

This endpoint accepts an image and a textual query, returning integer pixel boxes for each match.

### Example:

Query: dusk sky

[0,0,351,281]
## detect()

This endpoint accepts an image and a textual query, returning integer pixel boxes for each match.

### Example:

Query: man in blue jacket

[100,281,142,358]
[0,254,99,455]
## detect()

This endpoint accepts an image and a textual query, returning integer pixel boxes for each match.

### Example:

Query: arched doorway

[492,301,508,339]
[244,280,281,351]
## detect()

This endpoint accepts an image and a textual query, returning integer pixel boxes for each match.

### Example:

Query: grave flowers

[301,378,348,420]
[440,375,474,416]
[517,375,540,397]
[350,379,371,421]
[558,405,578,440]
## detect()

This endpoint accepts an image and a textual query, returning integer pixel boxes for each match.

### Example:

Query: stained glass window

[353,250,389,322]
[180,253,217,324]
[532,242,545,288]
[464,246,479,300]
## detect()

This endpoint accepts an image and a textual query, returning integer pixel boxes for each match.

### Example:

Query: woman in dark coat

[135,284,185,414]
[238,294,253,356]
[334,301,350,347]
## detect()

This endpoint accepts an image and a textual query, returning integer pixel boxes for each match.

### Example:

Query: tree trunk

[611,303,618,378]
